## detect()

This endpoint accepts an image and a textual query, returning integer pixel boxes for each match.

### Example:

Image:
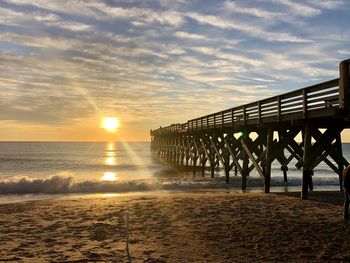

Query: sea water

[0,141,348,202]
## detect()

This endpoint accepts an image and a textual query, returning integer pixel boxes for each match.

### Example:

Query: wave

[0,175,341,194]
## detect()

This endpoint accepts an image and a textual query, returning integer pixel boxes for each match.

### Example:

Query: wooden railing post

[231,109,234,126]
[277,96,281,121]
[302,89,307,118]
[221,111,224,127]
[339,59,350,111]
[243,106,246,124]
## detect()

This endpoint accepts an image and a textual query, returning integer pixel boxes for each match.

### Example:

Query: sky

[0,0,349,141]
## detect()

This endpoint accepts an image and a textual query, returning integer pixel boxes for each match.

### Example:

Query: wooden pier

[150,59,350,199]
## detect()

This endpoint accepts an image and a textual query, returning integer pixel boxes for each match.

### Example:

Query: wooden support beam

[185,137,191,168]
[248,149,267,173]
[200,138,211,166]
[193,155,198,177]
[241,139,265,179]
[241,132,249,190]
[192,138,200,177]
[335,133,344,191]
[248,134,265,155]
[288,141,304,163]
[299,127,347,170]
[302,124,312,200]
[324,158,339,174]
[209,137,225,168]
[264,128,273,193]
[314,130,348,167]
[201,156,207,177]
[339,59,350,111]
[224,139,243,175]
[180,137,185,165]
[224,153,230,184]
[282,167,288,183]
[308,149,337,175]
[283,149,297,167]
[200,137,215,178]
[265,129,299,164]
[210,136,231,183]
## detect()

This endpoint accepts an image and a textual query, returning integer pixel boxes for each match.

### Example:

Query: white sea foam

[0,175,340,194]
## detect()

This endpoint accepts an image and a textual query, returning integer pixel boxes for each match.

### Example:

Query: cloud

[224,1,283,20]
[0,33,76,50]
[0,5,93,33]
[174,31,207,40]
[306,0,345,9]
[271,0,321,17]
[54,21,94,32]
[186,12,313,43]
[5,0,185,27]
[0,0,348,134]
[190,46,263,66]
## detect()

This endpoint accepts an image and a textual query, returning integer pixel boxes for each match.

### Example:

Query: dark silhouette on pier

[150,59,350,199]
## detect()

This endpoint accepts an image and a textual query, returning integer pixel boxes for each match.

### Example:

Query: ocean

[0,141,348,203]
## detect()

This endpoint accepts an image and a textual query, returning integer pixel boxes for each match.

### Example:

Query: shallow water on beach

[0,141,348,202]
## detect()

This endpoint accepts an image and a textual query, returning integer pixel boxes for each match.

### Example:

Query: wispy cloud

[186,12,313,43]
[271,0,321,17]
[174,31,207,40]
[0,0,349,140]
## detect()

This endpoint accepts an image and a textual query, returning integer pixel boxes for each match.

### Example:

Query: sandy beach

[0,190,349,262]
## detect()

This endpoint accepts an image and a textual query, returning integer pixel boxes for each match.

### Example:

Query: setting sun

[101,117,119,133]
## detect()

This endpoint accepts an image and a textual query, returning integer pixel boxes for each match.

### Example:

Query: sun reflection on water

[107,142,115,151]
[105,156,116,165]
[105,142,116,164]
[101,142,118,181]
[101,171,118,181]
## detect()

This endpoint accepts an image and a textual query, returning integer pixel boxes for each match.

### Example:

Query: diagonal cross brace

[200,138,212,167]
[296,127,346,170]
[311,128,348,167]
[224,138,243,175]
[209,137,226,168]
[241,139,265,179]
[266,129,300,164]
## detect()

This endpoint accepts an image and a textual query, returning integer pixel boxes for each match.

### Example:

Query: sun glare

[101,172,118,181]
[101,117,119,133]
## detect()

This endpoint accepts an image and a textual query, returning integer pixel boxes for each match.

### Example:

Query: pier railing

[151,59,350,136]
[151,78,340,135]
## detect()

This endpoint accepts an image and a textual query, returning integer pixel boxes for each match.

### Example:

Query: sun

[101,117,119,133]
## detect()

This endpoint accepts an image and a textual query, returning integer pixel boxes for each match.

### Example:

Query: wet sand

[0,190,349,262]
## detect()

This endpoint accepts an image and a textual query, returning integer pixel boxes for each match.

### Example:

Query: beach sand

[0,190,349,262]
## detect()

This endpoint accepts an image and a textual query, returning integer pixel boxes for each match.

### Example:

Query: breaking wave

[0,175,341,194]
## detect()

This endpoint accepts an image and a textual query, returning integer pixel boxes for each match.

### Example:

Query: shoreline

[0,183,342,204]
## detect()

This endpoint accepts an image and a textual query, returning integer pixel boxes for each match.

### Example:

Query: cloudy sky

[0,0,349,141]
